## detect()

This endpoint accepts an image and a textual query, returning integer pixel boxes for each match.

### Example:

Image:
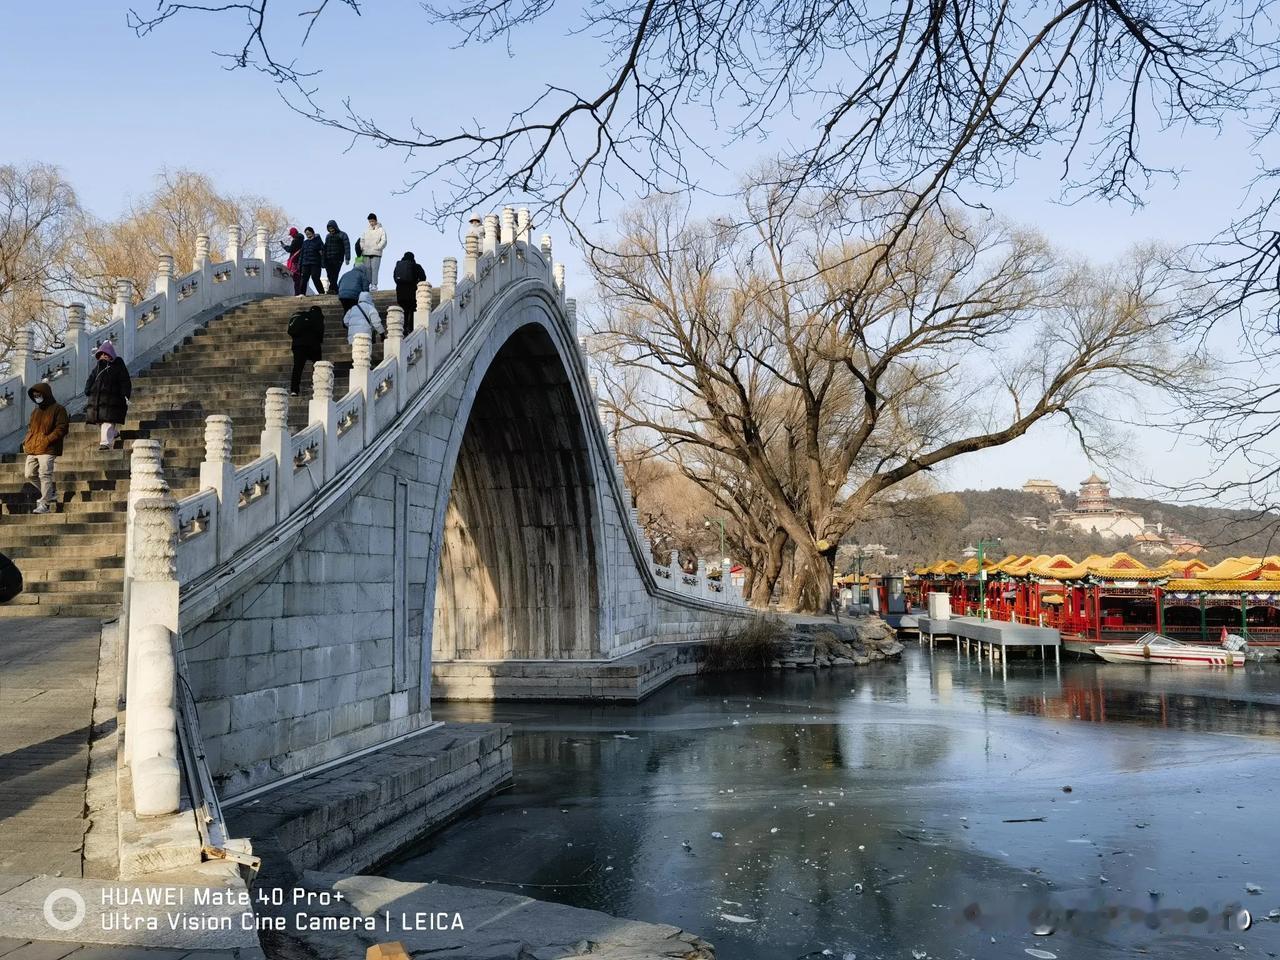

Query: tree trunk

[748,529,788,607]
[782,547,834,614]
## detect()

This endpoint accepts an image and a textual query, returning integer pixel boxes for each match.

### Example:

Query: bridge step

[226,722,511,877]
[0,292,397,615]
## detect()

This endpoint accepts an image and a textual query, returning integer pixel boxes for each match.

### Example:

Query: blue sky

[3,2,1265,498]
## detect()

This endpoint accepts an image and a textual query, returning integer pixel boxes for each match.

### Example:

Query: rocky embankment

[773,617,905,669]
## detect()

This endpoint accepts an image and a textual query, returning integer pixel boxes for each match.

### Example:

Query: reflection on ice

[386,648,1280,960]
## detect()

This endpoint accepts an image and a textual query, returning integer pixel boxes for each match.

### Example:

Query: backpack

[0,552,23,603]
[393,259,419,287]
[287,310,309,337]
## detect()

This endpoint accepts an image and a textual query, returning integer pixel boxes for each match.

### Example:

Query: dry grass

[698,618,786,674]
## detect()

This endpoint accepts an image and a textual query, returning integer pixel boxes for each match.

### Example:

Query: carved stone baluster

[310,361,337,481]
[261,389,289,518]
[126,493,182,816]
[193,234,210,270]
[414,281,433,331]
[441,257,457,301]
[482,214,499,255]
[225,223,242,264]
[464,230,480,281]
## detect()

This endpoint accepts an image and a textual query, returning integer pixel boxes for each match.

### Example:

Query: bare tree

[72,169,290,317]
[128,0,1280,538]
[128,0,1276,243]
[589,186,1189,610]
[0,164,81,366]
[618,444,721,563]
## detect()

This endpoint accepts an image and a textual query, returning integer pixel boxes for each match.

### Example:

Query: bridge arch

[422,288,608,678]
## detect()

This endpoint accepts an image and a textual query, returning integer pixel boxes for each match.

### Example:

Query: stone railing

[0,225,291,447]
[650,551,737,602]
[121,208,744,815]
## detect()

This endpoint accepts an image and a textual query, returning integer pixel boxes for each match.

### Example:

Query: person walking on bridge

[287,304,326,397]
[299,226,325,295]
[322,219,350,294]
[393,251,426,333]
[360,213,388,290]
[343,291,384,344]
[84,341,131,450]
[280,227,304,295]
[21,382,68,514]
[337,259,370,313]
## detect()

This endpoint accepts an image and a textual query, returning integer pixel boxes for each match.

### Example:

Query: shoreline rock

[772,617,905,669]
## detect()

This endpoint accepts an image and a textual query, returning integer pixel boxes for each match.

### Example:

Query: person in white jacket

[343,291,384,344]
[360,213,388,290]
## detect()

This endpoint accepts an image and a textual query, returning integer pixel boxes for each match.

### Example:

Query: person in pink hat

[84,340,132,450]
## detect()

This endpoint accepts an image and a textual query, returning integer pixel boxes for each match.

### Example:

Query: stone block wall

[178,291,751,799]
[183,403,454,798]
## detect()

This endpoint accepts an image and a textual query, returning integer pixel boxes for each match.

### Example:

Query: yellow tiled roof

[1156,558,1210,577]
[1165,578,1280,593]
[1027,554,1079,578]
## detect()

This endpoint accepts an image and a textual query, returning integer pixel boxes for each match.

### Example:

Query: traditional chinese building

[912,551,1280,655]
[1050,473,1145,539]
[1022,479,1064,505]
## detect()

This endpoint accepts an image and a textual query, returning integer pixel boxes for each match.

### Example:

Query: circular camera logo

[43,888,86,932]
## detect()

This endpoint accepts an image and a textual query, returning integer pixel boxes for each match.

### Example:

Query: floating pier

[916,615,1060,678]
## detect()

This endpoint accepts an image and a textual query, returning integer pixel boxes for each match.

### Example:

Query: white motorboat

[1092,633,1244,667]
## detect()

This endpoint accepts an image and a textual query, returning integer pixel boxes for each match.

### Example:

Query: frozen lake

[386,647,1280,959]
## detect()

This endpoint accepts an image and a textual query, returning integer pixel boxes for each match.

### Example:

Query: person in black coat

[287,305,326,396]
[322,219,351,295]
[392,252,427,333]
[299,227,325,295]
[84,340,131,450]
[0,551,22,603]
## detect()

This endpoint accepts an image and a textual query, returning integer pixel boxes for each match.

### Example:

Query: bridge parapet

[164,215,564,579]
[121,209,745,814]
[0,226,291,448]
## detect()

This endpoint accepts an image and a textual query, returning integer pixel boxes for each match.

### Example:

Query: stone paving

[0,941,242,958]
[0,618,102,878]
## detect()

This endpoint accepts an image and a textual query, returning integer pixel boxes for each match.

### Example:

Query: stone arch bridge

[0,211,747,875]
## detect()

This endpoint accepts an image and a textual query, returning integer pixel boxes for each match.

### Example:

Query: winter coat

[288,306,326,361]
[0,551,22,604]
[21,382,69,456]
[343,292,384,344]
[300,234,325,267]
[336,265,370,301]
[281,231,303,275]
[323,220,351,265]
[361,223,388,257]
[84,355,132,425]
[393,255,426,305]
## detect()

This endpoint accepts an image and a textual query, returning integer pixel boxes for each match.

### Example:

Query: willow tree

[588,187,1188,610]
[72,169,289,318]
[0,163,81,364]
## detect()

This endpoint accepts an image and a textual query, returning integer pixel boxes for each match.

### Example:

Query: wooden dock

[916,615,1060,678]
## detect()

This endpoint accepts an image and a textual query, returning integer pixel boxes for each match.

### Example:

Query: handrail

[1,229,291,448]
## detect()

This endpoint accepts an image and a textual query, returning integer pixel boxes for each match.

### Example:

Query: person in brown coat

[22,382,69,514]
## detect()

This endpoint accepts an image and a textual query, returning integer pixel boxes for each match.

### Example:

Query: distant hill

[843,487,1280,574]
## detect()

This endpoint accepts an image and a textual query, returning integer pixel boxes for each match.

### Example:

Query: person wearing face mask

[21,382,68,514]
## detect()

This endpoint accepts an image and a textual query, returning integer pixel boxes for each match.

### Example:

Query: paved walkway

[0,941,235,959]
[0,619,102,878]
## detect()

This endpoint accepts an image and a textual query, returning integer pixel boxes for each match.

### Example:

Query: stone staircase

[0,292,397,618]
